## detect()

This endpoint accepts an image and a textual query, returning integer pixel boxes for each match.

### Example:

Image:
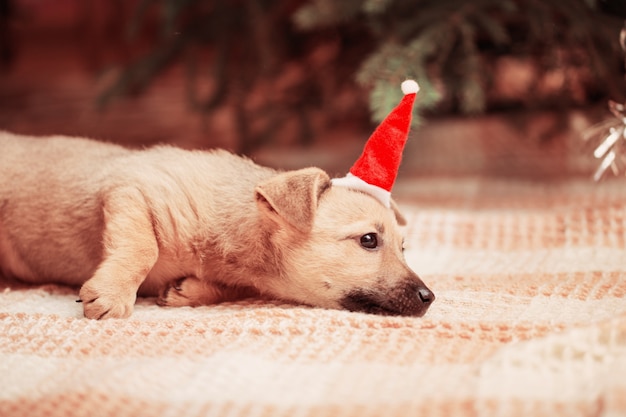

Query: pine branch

[293,1,362,30]
[296,0,623,125]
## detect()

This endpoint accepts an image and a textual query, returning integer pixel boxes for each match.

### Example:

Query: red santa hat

[332,79,419,207]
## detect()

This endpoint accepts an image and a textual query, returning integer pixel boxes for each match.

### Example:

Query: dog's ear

[255,168,331,232]
[390,198,407,226]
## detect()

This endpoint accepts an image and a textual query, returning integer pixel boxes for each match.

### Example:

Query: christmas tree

[295,0,624,123]
[99,0,624,149]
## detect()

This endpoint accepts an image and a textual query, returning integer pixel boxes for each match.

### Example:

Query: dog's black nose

[417,287,435,305]
[339,280,435,317]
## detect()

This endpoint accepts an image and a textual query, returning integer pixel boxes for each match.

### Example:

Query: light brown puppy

[0,131,434,319]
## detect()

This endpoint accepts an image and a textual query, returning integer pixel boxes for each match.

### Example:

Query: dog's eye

[360,233,378,249]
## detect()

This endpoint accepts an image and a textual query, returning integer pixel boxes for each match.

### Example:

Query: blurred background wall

[0,0,625,178]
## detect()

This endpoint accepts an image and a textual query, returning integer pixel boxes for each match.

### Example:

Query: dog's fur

[0,131,434,319]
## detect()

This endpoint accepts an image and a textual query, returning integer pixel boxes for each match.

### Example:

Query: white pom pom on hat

[332,79,419,208]
[401,79,420,95]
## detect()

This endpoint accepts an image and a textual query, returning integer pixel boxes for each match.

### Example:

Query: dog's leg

[79,187,159,319]
[157,277,257,307]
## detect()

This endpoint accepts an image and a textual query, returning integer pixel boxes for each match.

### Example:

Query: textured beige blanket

[1,177,625,417]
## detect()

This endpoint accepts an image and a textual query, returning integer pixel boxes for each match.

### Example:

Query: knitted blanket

[1,177,625,417]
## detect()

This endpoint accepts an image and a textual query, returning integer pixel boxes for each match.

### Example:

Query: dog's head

[255,167,434,317]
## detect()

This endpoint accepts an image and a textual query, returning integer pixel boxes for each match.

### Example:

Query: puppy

[0,131,434,319]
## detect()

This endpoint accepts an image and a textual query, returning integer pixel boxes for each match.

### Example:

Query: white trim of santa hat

[332,79,419,208]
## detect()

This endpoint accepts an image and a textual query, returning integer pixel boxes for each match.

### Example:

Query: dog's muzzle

[340,278,435,317]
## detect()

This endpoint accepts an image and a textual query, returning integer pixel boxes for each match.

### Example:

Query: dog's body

[0,131,434,319]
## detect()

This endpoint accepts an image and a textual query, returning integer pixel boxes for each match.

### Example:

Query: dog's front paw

[157,276,254,308]
[79,280,137,319]
[157,277,200,307]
